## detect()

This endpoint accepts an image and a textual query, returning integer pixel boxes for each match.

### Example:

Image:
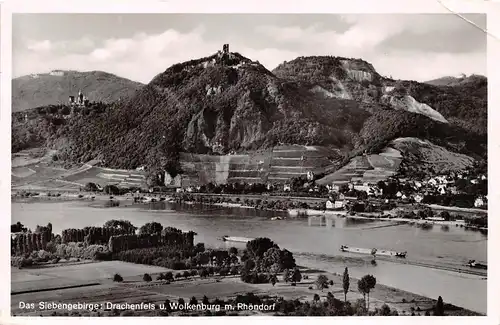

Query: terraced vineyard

[179,145,336,185]
[316,148,402,185]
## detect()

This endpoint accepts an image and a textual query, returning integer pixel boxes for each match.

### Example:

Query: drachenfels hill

[12,45,487,182]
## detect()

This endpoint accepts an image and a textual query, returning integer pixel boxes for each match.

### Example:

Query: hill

[11,48,487,186]
[424,74,486,87]
[12,70,144,112]
[273,57,487,133]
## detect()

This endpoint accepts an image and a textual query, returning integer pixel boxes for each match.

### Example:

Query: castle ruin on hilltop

[68,89,90,107]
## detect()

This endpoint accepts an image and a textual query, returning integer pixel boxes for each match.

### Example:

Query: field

[12,149,146,191]
[11,260,475,316]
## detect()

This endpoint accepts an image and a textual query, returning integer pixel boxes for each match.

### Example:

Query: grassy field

[11,261,478,316]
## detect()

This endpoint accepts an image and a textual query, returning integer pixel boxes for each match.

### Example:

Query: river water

[12,200,487,313]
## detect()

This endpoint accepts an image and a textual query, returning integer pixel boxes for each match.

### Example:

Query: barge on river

[219,236,253,243]
[467,260,487,270]
[340,245,407,258]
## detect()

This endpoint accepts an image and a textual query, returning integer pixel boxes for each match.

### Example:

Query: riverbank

[11,260,482,316]
[12,190,488,232]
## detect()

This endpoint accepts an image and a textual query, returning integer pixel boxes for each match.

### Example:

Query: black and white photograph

[5,0,498,321]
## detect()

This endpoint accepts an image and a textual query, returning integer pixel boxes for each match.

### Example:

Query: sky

[12,13,487,83]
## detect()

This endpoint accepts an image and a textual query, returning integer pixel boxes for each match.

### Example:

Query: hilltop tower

[223,44,229,53]
[78,90,84,105]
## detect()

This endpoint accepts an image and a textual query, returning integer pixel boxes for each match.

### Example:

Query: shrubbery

[55,243,111,260]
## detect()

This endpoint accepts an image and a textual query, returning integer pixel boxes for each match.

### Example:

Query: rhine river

[12,200,487,313]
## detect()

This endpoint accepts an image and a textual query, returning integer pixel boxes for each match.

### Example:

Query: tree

[357,275,377,310]
[143,273,152,282]
[342,267,350,302]
[103,184,120,195]
[190,296,198,305]
[165,271,174,281]
[434,296,445,316]
[280,249,296,270]
[439,211,451,221]
[339,184,349,193]
[84,182,99,192]
[313,294,320,304]
[139,222,163,235]
[202,295,210,305]
[229,247,238,256]
[103,219,137,233]
[291,267,302,284]
[11,222,27,233]
[326,292,334,305]
[113,273,123,282]
[283,269,291,283]
[246,237,278,259]
[379,304,391,316]
[315,274,329,291]
[270,274,277,286]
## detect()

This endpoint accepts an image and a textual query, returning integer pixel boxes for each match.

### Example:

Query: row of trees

[174,193,324,211]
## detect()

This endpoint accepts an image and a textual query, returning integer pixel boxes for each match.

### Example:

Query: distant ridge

[12,70,144,112]
[424,74,487,87]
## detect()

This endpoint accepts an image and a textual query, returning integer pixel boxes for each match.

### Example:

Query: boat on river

[340,245,407,258]
[218,236,253,243]
[467,260,487,270]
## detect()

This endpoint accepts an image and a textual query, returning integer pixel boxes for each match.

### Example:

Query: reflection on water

[12,200,487,313]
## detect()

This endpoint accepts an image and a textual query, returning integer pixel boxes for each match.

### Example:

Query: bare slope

[316,137,475,185]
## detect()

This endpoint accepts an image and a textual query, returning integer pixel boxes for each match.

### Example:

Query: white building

[474,197,486,208]
[284,184,291,192]
[428,178,438,186]
[326,200,334,210]
[328,184,340,193]
[413,194,424,203]
[427,217,445,222]
[334,200,345,209]
[354,185,370,193]
[49,70,65,76]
